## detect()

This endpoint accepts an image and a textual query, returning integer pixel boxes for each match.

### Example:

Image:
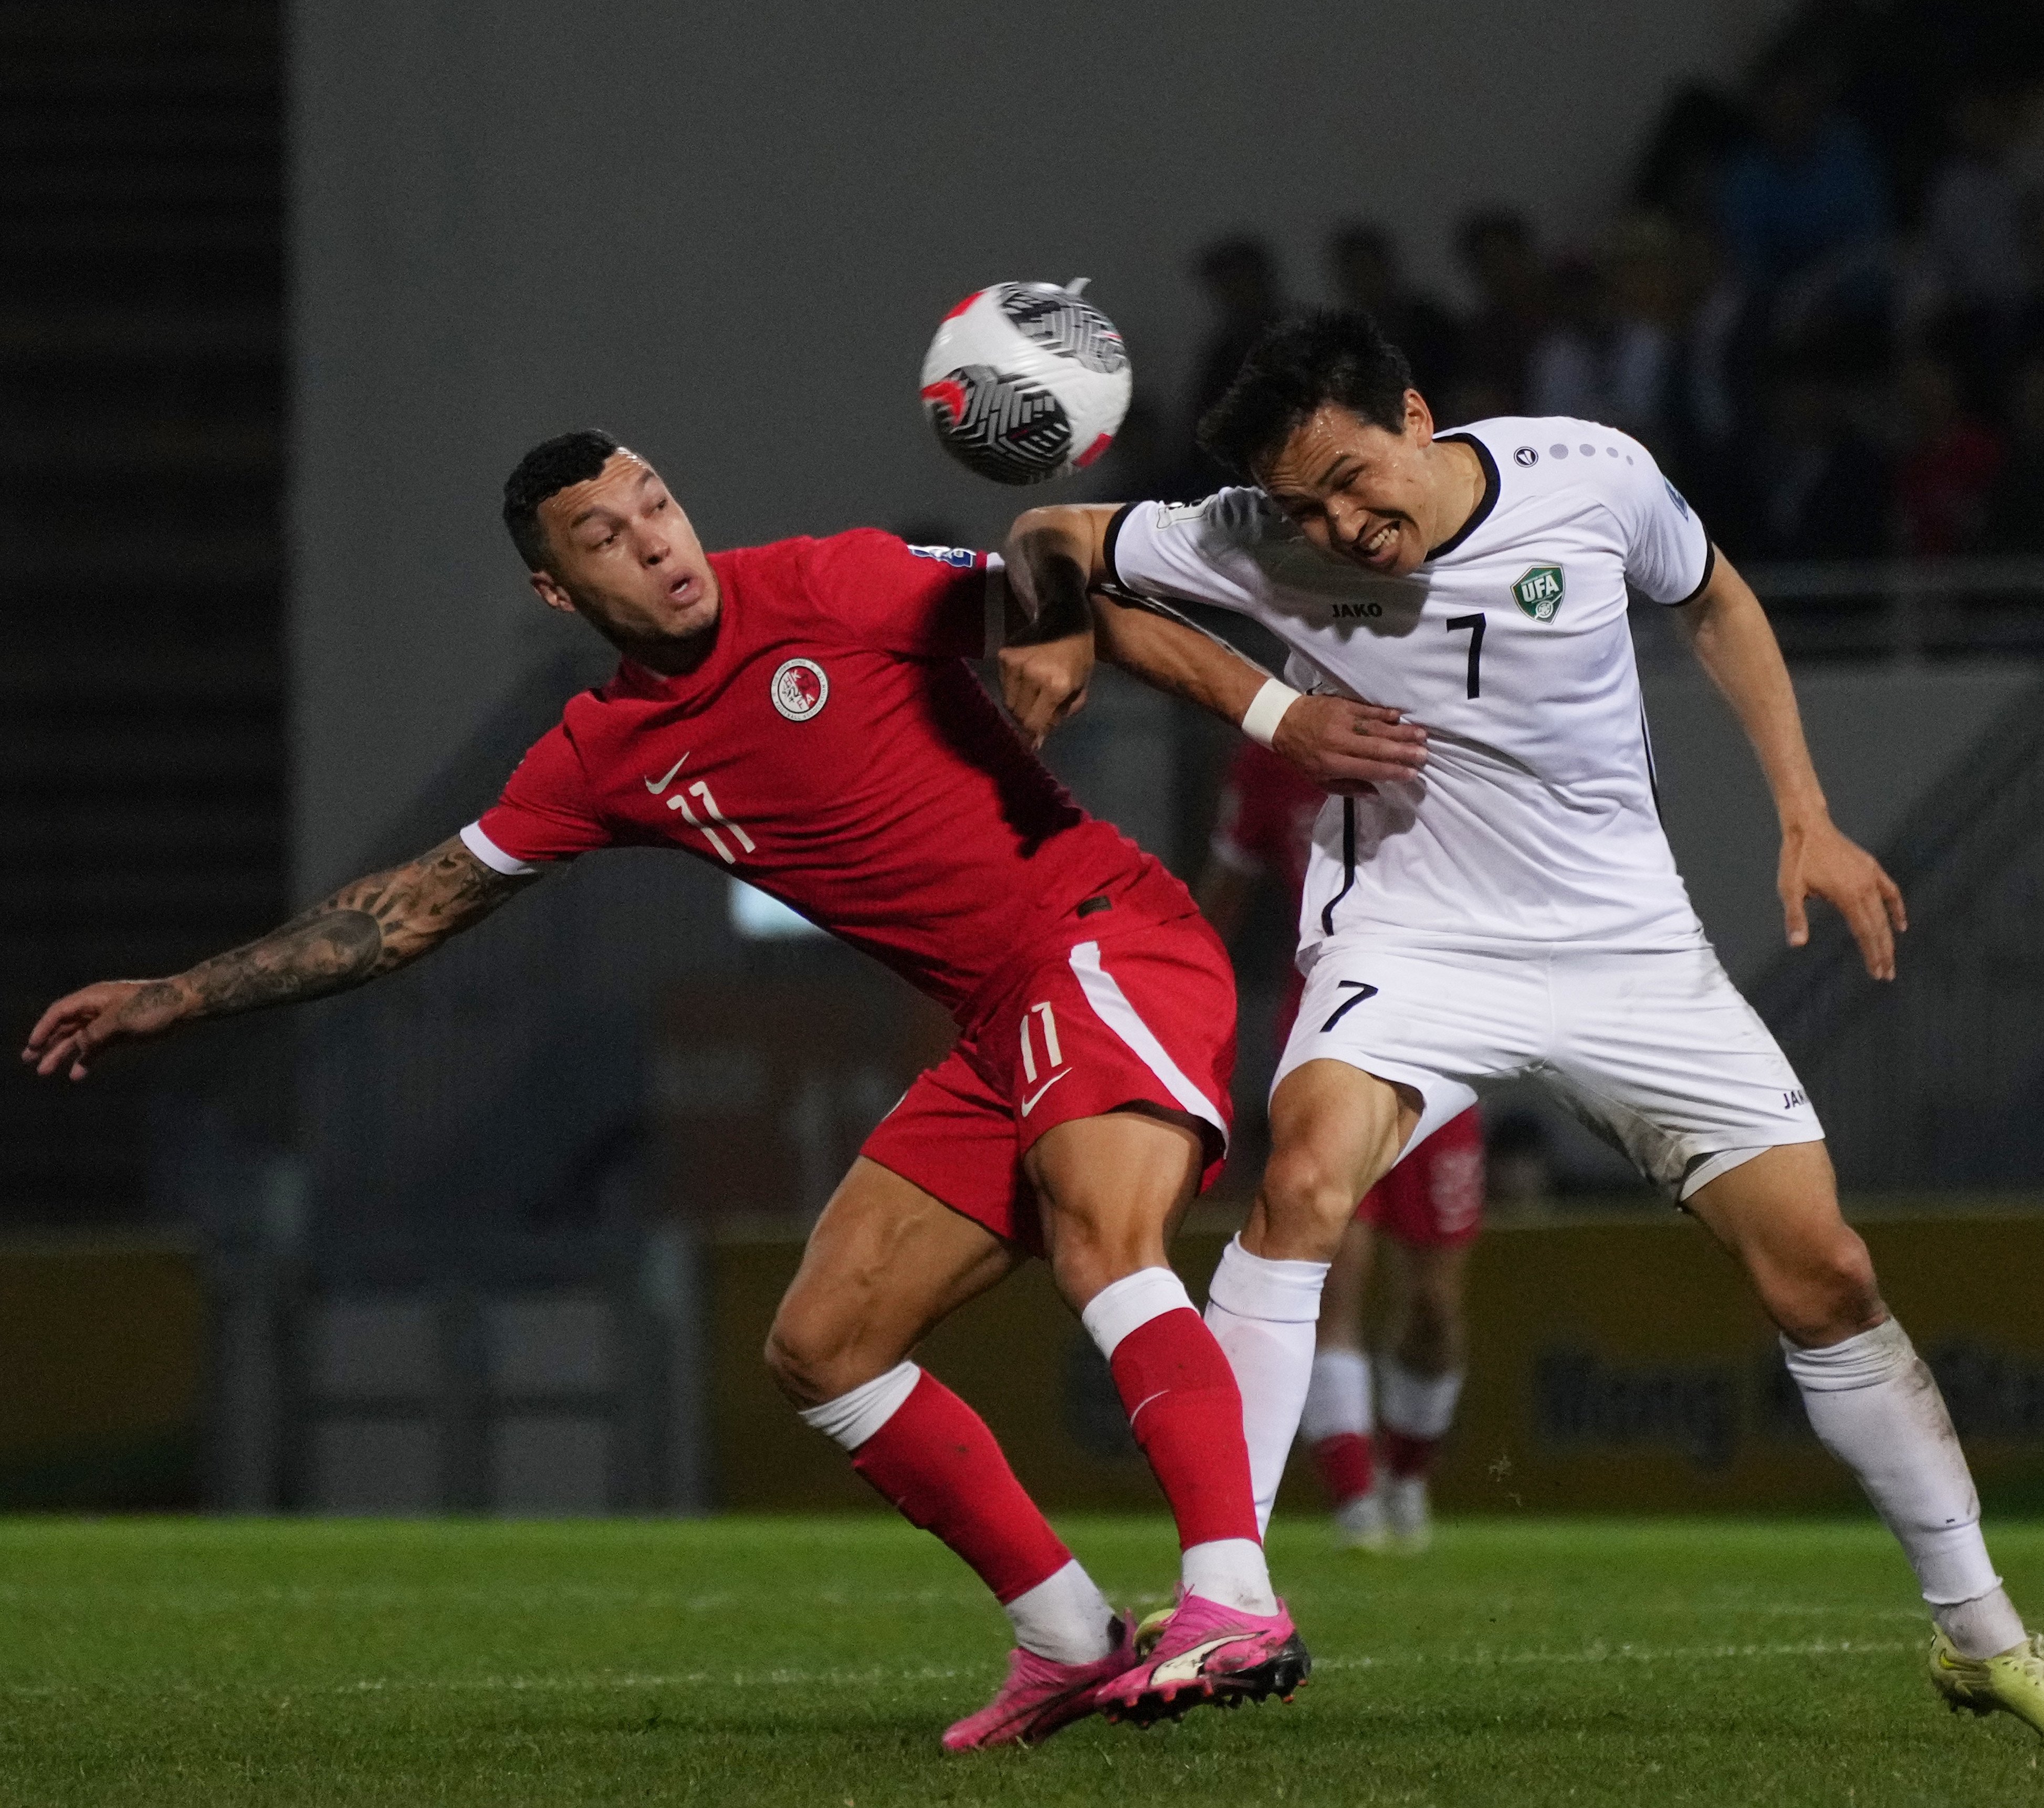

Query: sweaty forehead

[1259,406,1377,495]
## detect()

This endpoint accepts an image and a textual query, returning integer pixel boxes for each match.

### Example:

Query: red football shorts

[861,911,1237,1256]
[1356,1106,1486,1247]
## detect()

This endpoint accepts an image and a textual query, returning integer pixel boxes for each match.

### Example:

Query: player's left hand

[1273,694,1429,796]
[1779,817,1906,980]
[1001,631,1093,748]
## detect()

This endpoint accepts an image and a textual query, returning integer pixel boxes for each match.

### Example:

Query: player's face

[1257,394,1444,578]
[530,453,720,649]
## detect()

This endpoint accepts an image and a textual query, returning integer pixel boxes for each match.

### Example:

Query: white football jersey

[1106,418,1716,957]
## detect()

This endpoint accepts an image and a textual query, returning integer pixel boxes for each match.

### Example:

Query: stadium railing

[1747,664,2044,1194]
[1634,555,2044,667]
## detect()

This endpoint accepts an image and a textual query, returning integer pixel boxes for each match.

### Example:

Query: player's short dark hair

[502,429,623,571]
[1196,309,1414,481]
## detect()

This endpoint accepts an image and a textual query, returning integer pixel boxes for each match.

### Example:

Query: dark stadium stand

[0,2,285,1223]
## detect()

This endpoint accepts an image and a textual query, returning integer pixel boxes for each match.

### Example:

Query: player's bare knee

[1817,1233,1883,1332]
[761,1323,817,1407]
[763,1303,850,1409]
[1769,1229,1884,1344]
[1259,1145,1363,1252]
[1044,1231,1114,1315]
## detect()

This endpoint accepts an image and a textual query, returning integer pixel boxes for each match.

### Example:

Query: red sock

[1382,1427,1441,1480]
[850,1372,1071,1604]
[1311,1431,1375,1507]
[1108,1307,1261,1550]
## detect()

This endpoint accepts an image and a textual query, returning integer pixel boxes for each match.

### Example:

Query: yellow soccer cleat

[1134,1604,1175,1657]
[1929,1628,2044,1738]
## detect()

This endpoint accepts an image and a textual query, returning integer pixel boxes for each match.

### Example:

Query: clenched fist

[1001,631,1094,749]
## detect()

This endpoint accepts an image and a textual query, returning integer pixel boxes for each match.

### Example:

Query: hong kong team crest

[1512,565,1565,621]
[770,657,829,721]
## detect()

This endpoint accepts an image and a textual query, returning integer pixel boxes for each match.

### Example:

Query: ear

[1404,387,1435,443]
[529,570,576,616]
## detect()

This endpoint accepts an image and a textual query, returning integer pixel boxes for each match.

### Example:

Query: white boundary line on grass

[1313,1637,1914,1673]
[0,1636,1918,1700]
[332,1637,1917,1696]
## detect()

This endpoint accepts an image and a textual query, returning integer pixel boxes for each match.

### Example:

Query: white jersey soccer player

[1000,308,2044,1739]
[1103,421,1819,1196]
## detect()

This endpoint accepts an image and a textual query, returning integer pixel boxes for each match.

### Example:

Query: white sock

[1079,1266,1194,1357]
[1182,1537,1278,1616]
[796,1360,920,1451]
[1784,1319,2025,1656]
[1379,1356,1463,1441]
[1301,1347,1373,1444]
[1937,1587,2029,1661]
[1004,1558,1117,1665]
[1203,1236,1330,1535]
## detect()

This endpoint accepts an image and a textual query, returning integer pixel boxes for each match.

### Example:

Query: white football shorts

[1275,937,1823,1200]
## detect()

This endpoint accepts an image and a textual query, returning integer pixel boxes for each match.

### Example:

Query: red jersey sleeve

[463,719,612,873]
[1207,762,1264,875]
[1209,742,1290,874]
[801,528,1002,659]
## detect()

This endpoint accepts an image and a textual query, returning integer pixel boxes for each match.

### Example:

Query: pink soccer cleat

[941,1613,1141,1751]
[1093,1591,1311,1728]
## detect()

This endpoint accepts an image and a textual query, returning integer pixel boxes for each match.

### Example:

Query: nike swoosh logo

[1020,1069,1073,1116]
[643,754,689,795]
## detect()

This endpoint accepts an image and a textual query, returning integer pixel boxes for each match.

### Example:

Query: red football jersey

[466,530,1189,1022]
[1208,740,1325,910]
[1209,740,1324,1043]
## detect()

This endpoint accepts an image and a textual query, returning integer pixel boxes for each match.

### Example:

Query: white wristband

[1239,677,1301,748]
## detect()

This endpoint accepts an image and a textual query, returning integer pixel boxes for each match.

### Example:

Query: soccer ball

[919,280,1133,485]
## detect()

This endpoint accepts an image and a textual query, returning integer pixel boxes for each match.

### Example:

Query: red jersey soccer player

[1196,739,1485,1553]
[23,434,1418,1746]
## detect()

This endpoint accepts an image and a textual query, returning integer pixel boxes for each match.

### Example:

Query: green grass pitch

[0,1515,2039,1806]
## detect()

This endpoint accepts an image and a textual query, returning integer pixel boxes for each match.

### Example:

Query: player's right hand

[1273,695,1428,795]
[1000,631,1094,748]
[20,978,189,1081]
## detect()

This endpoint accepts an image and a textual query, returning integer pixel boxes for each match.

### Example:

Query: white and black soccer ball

[919,280,1133,485]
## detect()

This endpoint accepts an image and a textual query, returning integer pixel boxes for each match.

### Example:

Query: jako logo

[907,544,977,568]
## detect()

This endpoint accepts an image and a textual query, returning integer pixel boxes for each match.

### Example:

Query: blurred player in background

[24,432,1409,1748]
[1197,740,1484,1553]
[1195,742,1323,1045]
[1301,1110,1482,1553]
[1002,310,2044,1737]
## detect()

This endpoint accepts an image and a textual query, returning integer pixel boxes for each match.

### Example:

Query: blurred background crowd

[1106,0,2044,565]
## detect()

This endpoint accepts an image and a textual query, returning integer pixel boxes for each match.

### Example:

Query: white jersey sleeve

[1595,434,1713,605]
[1102,490,1282,616]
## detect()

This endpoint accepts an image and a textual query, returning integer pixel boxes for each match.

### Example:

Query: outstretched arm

[998,503,1428,792]
[22,835,544,1080]
[1673,549,1906,979]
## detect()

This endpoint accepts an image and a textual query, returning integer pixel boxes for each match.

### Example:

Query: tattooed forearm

[170,836,540,1025]
[168,911,381,1020]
